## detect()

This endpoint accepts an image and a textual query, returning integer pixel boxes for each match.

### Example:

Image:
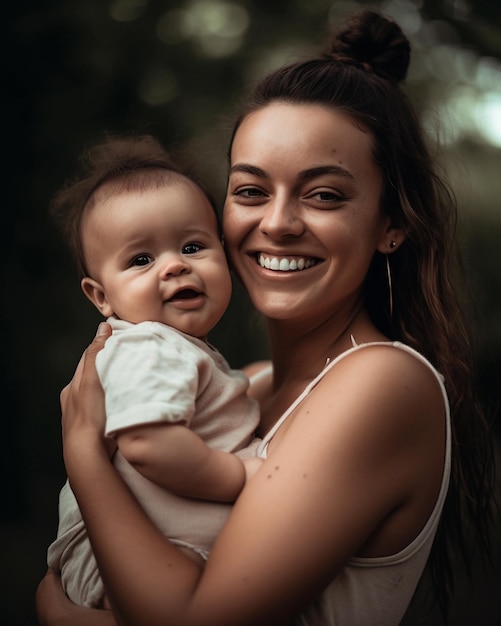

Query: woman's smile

[257,254,320,272]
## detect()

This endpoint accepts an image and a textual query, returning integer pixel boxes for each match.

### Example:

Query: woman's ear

[81,277,114,318]
[377,222,406,254]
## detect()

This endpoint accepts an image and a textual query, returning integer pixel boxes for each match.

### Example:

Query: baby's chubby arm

[117,425,261,501]
[99,323,263,502]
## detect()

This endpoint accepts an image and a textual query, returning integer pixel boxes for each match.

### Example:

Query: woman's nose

[159,254,190,279]
[259,196,304,239]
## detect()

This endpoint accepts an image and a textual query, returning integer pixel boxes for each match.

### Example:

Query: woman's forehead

[230,103,378,180]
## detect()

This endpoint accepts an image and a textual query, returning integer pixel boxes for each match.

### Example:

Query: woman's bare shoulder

[332,342,443,406]
[306,342,445,434]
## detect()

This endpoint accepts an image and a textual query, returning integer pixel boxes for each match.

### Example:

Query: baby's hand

[242,457,264,484]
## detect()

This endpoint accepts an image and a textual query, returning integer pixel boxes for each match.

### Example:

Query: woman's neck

[255,303,382,438]
[266,304,381,390]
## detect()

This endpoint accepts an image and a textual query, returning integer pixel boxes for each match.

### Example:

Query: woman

[37,10,494,625]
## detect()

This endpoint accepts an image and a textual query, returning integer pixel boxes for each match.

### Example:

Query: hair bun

[325,10,410,83]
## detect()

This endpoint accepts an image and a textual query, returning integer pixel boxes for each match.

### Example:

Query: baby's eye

[183,242,203,255]
[131,254,153,267]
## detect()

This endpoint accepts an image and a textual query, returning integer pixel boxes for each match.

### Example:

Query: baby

[47,135,262,608]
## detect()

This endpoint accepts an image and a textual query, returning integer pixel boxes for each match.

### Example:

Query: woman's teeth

[258,255,317,271]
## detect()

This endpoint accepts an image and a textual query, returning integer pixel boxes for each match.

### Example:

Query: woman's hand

[61,322,115,464]
[36,569,117,626]
[36,325,116,625]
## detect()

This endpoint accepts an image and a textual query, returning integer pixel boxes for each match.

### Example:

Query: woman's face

[223,102,394,325]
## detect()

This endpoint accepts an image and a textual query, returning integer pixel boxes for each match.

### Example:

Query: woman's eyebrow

[229,163,267,177]
[299,165,354,180]
[228,163,354,180]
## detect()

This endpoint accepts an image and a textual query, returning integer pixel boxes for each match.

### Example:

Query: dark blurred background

[3,0,501,624]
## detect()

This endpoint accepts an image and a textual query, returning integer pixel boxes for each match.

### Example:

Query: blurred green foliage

[3,1,500,624]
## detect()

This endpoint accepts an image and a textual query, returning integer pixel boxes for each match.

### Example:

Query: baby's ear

[81,277,114,318]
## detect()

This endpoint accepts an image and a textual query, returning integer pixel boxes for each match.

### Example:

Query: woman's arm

[45,332,445,626]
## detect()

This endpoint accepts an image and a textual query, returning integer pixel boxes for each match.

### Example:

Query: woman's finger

[81,322,112,375]
[60,321,116,458]
[61,322,112,408]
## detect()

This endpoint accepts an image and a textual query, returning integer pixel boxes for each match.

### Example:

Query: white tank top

[253,341,451,626]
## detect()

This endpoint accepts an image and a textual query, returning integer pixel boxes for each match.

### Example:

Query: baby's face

[80,178,232,340]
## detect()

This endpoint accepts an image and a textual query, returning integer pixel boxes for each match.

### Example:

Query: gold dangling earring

[386,241,396,317]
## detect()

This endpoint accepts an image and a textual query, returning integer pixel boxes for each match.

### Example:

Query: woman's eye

[131,254,153,267]
[306,189,346,205]
[318,191,339,200]
[242,188,263,197]
[314,190,343,201]
[235,187,266,199]
[183,242,203,254]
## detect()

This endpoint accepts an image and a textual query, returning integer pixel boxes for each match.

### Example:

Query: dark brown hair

[229,9,495,611]
[50,134,220,277]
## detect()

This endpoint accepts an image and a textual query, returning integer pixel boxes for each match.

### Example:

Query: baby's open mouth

[170,289,202,300]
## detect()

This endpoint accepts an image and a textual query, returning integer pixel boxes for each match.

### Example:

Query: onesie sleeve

[96,323,199,437]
